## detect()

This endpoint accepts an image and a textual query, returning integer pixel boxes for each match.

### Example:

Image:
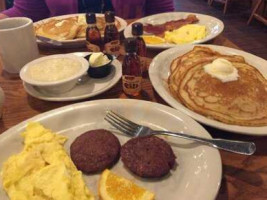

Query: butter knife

[36,35,63,46]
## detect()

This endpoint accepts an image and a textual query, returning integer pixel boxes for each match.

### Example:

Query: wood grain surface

[0,19,266,200]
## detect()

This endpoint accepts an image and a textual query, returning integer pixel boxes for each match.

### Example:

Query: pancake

[169,47,245,88]
[36,15,121,40]
[35,17,80,40]
[168,46,267,126]
[69,15,121,38]
[169,47,217,97]
[76,24,87,38]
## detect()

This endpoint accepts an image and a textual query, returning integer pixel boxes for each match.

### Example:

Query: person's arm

[1,0,50,21]
[0,13,8,20]
[145,0,174,16]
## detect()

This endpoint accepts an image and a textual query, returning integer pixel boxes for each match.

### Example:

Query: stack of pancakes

[35,15,121,40]
[168,46,267,126]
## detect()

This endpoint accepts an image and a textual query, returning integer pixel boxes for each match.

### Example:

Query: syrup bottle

[122,38,142,97]
[104,11,120,57]
[132,23,147,72]
[85,13,102,52]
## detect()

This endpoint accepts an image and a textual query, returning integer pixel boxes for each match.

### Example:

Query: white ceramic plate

[149,44,267,135]
[124,12,224,49]
[34,13,127,48]
[0,99,222,200]
[23,55,122,101]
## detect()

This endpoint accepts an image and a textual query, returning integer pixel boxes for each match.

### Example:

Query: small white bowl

[20,54,89,94]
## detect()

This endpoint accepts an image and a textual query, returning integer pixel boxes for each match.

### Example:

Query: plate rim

[149,44,267,135]
[123,12,225,49]
[0,98,222,200]
[23,59,122,102]
[34,13,128,45]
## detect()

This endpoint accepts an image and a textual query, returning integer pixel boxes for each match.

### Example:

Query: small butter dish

[86,53,113,78]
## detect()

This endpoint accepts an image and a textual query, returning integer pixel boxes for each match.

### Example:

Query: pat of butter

[89,53,110,67]
[55,20,67,27]
[204,58,239,82]
[78,15,86,24]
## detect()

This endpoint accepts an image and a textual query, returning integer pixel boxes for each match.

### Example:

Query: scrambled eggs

[164,24,206,44]
[1,122,94,200]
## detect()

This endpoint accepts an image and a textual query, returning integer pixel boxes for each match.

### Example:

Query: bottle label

[122,75,142,95]
[86,41,100,52]
[139,56,147,72]
[104,40,120,56]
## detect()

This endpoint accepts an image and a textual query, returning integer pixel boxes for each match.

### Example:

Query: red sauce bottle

[85,13,102,52]
[122,38,142,97]
[104,11,120,57]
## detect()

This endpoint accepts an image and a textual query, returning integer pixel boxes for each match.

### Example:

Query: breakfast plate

[23,56,122,101]
[0,99,222,200]
[124,12,224,49]
[34,13,127,48]
[149,44,267,135]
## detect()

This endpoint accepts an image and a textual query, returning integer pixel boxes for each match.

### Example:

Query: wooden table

[0,20,266,200]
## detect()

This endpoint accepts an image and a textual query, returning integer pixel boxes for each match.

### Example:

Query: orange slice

[99,169,155,200]
[142,35,165,44]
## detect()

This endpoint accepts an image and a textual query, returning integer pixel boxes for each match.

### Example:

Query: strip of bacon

[143,14,199,37]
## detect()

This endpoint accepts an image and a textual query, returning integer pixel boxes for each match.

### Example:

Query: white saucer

[23,59,122,102]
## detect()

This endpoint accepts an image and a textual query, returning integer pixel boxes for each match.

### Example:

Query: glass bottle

[132,23,147,73]
[85,13,102,52]
[104,11,120,57]
[122,38,142,97]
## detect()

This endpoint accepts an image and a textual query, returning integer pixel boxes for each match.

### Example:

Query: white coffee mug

[0,17,39,74]
[0,87,4,118]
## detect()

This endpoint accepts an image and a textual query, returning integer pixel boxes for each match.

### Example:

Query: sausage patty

[121,136,176,178]
[70,129,121,174]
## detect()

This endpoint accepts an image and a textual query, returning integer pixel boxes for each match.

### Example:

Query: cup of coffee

[0,17,39,74]
[0,87,4,118]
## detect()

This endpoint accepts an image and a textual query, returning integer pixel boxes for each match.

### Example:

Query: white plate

[124,12,224,49]
[149,44,267,135]
[34,13,127,48]
[23,57,122,101]
[0,99,222,200]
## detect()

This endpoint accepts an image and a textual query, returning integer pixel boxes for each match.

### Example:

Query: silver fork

[104,110,256,155]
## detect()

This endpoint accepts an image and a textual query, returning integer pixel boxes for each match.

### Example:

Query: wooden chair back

[248,0,267,25]
[0,0,6,11]
[208,0,231,14]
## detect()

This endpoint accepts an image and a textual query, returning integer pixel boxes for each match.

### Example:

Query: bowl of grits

[20,54,89,94]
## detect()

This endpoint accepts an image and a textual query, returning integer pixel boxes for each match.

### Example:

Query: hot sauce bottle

[122,38,142,97]
[104,11,120,57]
[132,23,147,72]
[85,13,102,52]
